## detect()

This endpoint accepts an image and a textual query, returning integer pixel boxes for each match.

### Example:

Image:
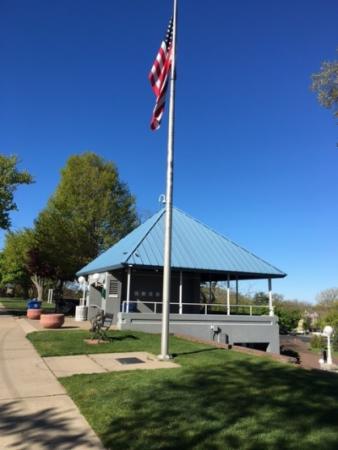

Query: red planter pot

[40,313,65,329]
[27,309,42,320]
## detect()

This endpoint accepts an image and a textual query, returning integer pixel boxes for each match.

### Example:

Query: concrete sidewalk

[0,314,104,450]
[44,351,179,377]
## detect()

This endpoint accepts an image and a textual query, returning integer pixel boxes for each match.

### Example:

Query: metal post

[126,267,131,313]
[268,278,273,316]
[159,0,178,361]
[179,271,183,314]
[227,274,230,315]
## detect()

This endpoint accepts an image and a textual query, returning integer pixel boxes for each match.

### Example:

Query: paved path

[280,335,338,370]
[44,351,179,377]
[0,314,104,450]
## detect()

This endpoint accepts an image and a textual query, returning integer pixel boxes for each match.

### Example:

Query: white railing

[121,300,271,316]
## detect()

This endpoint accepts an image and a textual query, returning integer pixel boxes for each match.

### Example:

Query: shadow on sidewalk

[0,400,100,449]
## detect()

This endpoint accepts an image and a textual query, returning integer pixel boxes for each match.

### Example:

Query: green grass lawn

[28,329,338,450]
[0,297,55,315]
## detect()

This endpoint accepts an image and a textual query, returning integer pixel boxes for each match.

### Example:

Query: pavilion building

[77,207,286,353]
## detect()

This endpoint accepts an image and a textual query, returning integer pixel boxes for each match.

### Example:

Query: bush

[275,306,302,334]
[310,334,326,350]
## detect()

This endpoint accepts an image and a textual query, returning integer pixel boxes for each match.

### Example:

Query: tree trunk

[31,274,44,301]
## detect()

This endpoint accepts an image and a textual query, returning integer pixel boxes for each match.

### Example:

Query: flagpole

[159,0,178,360]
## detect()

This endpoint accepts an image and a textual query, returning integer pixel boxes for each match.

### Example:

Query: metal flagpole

[159,0,178,360]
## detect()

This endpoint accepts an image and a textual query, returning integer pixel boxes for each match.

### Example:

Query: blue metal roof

[77,207,286,279]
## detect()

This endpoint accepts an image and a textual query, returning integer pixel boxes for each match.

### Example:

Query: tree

[0,229,54,300]
[35,152,138,281]
[253,294,306,334]
[274,304,302,334]
[0,154,33,229]
[1,229,34,297]
[316,287,338,307]
[314,287,338,350]
[311,51,338,120]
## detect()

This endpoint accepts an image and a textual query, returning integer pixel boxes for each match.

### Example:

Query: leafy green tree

[0,229,54,300]
[274,304,302,334]
[35,152,138,281]
[314,289,338,350]
[312,51,338,120]
[253,293,305,333]
[0,154,33,229]
[0,229,34,296]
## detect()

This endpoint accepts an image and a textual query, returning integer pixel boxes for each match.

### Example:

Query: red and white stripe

[148,18,173,131]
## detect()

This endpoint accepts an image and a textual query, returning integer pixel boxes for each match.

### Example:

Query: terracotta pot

[40,313,65,329]
[27,309,42,320]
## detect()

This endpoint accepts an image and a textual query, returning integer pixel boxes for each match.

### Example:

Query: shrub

[310,334,326,350]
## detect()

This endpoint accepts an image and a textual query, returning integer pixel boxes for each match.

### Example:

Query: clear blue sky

[1,0,337,302]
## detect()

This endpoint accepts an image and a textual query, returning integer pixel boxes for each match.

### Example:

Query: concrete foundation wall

[87,286,103,320]
[117,313,280,354]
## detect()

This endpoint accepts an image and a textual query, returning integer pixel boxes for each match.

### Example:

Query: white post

[227,274,230,315]
[81,284,86,306]
[327,334,333,365]
[179,271,183,314]
[323,326,334,365]
[268,278,273,316]
[159,0,178,361]
[47,289,54,304]
[236,277,239,310]
[126,267,131,313]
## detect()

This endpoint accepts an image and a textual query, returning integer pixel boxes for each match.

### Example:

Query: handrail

[121,300,270,316]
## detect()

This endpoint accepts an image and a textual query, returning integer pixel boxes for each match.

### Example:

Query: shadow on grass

[0,400,99,449]
[98,358,338,450]
[104,334,140,343]
[59,326,80,329]
[171,348,219,357]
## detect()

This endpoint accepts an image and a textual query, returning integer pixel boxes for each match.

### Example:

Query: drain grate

[116,357,144,365]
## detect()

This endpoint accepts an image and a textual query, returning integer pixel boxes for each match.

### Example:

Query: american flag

[149,18,173,130]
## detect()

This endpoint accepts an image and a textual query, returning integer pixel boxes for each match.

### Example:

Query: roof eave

[119,263,286,280]
[76,263,124,277]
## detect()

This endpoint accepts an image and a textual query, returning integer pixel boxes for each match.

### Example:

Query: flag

[149,18,173,130]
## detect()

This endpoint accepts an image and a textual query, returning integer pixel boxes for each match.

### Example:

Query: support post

[159,0,178,361]
[126,267,131,313]
[236,277,239,307]
[268,278,273,316]
[227,274,230,315]
[327,334,333,365]
[179,271,183,314]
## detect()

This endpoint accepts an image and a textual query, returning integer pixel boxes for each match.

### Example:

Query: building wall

[121,268,201,313]
[87,285,103,320]
[117,312,280,354]
[105,271,123,322]
[87,268,202,321]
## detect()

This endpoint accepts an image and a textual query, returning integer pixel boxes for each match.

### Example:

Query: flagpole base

[157,353,173,361]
